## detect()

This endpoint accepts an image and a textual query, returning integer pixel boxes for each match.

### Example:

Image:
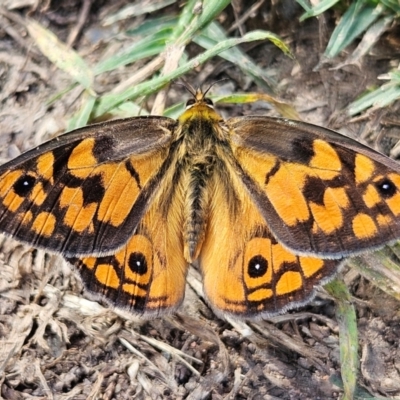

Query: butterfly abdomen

[180,114,228,262]
[183,160,212,261]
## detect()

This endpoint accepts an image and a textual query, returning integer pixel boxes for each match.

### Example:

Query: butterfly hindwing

[67,177,188,316]
[0,117,176,257]
[199,169,341,318]
[229,116,400,258]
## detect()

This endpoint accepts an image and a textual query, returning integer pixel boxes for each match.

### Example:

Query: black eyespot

[13,175,37,197]
[204,98,214,106]
[186,98,196,107]
[375,178,397,198]
[128,252,148,275]
[248,255,268,278]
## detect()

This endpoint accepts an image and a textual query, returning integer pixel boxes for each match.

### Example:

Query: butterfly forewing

[229,117,400,258]
[0,117,176,256]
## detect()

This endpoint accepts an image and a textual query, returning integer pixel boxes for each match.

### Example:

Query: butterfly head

[184,86,214,107]
[178,87,221,124]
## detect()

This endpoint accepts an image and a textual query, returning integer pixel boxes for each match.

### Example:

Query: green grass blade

[342,14,394,65]
[214,92,300,119]
[195,21,291,89]
[191,0,232,31]
[177,0,231,44]
[126,15,177,37]
[67,91,96,131]
[94,33,170,75]
[324,0,385,58]
[348,83,400,115]
[169,0,203,42]
[385,70,400,83]
[163,102,186,119]
[329,375,385,399]
[103,0,177,26]
[348,251,400,302]
[325,278,358,400]
[94,30,285,118]
[380,0,400,12]
[298,0,340,21]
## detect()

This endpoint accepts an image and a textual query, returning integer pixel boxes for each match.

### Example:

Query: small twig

[228,0,266,34]
[0,9,41,59]
[151,44,185,115]
[67,0,92,47]
[110,56,165,95]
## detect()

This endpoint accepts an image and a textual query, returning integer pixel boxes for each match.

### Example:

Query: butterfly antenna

[174,79,197,97]
[202,78,230,98]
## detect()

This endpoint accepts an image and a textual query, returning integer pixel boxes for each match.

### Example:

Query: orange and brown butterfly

[1,84,400,319]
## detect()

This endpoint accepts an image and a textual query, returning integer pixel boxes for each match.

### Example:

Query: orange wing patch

[231,134,400,257]
[199,171,340,318]
[68,178,188,316]
[0,138,170,256]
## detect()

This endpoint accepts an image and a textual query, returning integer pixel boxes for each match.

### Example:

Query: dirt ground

[1,1,400,399]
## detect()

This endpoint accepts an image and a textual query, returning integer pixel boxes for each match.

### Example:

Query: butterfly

[1,85,400,319]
